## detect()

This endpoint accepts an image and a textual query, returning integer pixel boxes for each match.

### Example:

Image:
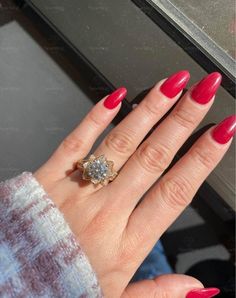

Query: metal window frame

[132,0,235,97]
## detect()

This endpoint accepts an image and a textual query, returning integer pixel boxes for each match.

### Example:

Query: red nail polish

[186,288,220,298]
[191,72,222,104]
[103,87,127,109]
[160,70,190,98]
[212,115,236,144]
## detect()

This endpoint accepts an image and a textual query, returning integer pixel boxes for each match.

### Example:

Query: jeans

[132,240,173,281]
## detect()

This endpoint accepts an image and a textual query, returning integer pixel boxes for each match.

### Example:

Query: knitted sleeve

[0,172,103,298]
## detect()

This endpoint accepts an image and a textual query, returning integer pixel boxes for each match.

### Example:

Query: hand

[34,71,234,298]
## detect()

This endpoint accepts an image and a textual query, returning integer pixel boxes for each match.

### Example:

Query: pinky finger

[35,87,127,182]
[126,115,236,259]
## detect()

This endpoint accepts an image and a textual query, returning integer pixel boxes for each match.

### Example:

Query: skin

[34,77,231,298]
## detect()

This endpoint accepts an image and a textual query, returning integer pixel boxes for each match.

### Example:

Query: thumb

[122,274,220,298]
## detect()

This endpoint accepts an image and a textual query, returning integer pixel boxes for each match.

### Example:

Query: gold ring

[77,154,118,186]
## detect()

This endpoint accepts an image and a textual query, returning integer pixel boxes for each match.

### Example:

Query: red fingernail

[103,87,127,109]
[212,115,236,144]
[186,288,220,298]
[160,70,190,98]
[191,72,222,104]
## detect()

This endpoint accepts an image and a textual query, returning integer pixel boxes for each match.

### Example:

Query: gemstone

[86,158,109,181]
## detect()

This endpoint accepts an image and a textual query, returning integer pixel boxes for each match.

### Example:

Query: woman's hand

[34,71,235,298]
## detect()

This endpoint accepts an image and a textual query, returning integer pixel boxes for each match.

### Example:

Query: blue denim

[132,240,173,281]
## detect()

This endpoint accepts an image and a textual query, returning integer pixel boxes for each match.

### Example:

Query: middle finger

[93,70,190,171]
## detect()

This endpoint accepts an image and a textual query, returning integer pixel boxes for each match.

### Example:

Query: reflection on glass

[169,0,235,59]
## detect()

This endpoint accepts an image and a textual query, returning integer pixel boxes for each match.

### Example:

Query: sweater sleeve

[0,172,103,298]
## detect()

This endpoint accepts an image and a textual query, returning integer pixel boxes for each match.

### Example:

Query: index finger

[34,88,127,182]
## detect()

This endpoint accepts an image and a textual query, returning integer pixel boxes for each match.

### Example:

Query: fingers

[122,274,206,298]
[126,116,236,258]
[107,72,222,213]
[34,88,127,182]
[93,70,190,171]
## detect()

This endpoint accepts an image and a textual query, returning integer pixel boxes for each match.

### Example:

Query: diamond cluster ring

[77,154,118,186]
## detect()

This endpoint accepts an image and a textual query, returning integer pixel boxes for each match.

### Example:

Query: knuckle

[104,130,134,155]
[191,146,216,170]
[171,106,196,129]
[142,97,160,117]
[159,176,193,210]
[62,136,84,154]
[137,142,171,173]
[158,291,171,298]
[88,109,106,128]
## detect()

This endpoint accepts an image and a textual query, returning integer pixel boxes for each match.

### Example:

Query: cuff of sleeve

[0,172,103,298]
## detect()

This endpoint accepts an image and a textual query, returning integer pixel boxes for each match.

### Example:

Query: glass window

[148,0,235,77]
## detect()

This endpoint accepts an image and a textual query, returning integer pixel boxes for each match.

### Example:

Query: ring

[77,154,118,186]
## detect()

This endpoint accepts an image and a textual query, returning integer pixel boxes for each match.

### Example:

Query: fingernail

[186,287,220,298]
[103,87,127,109]
[160,70,190,98]
[191,72,222,104]
[212,115,236,144]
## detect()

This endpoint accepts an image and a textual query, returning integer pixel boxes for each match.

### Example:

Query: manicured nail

[212,115,236,144]
[103,87,127,109]
[191,72,222,104]
[160,70,190,98]
[186,287,220,298]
